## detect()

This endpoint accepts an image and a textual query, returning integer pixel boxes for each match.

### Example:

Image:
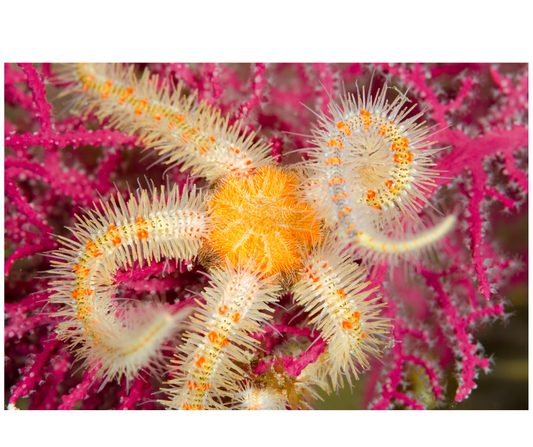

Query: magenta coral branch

[464,169,493,300]
[286,338,328,377]
[423,269,491,402]
[504,154,528,194]
[5,244,43,276]
[5,176,56,274]
[435,127,528,183]
[113,259,184,284]
[95,146,122,188]
[18,63,53,135]
[58,365,101,410]
[235,63,268,120]
[5,64,36,111]
[312,63,336,115]
[369,319,443,409]
[5,293,48,317]
[118,375,149,410]
[8,337,60,408]
[6,155,97,206]
[5,312,61,341]
[403,354,444,401]
[442,76,476,114]
[489,66,529,126]
[484,185,516,209]
[166,63,198,90]
[466,303,505,326]
[5,127,138,150]
[5,178,54,238]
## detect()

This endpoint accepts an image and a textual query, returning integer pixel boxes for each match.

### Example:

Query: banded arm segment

[57,63,272,181]
[161,262,281,410]
[293,238,391,389]
[48,184,211,384]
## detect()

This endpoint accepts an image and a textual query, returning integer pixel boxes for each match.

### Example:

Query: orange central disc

[207,166,321,276]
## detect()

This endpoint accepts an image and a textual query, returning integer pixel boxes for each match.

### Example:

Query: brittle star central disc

[208,166,321,276]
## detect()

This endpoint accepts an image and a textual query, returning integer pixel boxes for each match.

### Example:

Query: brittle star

[47,63,454,410]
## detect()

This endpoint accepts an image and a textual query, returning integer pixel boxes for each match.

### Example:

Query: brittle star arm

[47,184,211,384]
[160,261,281,410]
[302,83,456,261]
[57,63,272,181]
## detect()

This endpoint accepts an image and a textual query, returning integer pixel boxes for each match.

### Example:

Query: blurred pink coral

[4,63,527,410]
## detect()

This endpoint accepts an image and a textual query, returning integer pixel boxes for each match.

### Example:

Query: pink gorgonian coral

[4,63,528,410]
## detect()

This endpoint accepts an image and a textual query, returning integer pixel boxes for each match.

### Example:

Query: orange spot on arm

[342,321,353,330]
[385,180,396,191]
[208,331,218,343]
[134,97,148,115]
[332,193,348,202]
[137,230,149,239]
[336,121,352,136]
[338,207,352,219]
[326,158,343,165]
[196,357,206,368]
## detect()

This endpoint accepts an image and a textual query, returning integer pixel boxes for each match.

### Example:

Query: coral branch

[58,365,101,410]
[18,63,53,134]
[8,337,60,408]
